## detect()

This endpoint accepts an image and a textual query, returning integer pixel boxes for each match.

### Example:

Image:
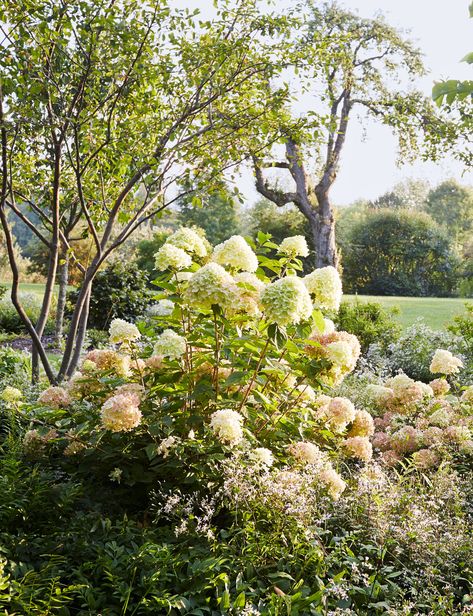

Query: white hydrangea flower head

[326,340,353,369]
[157,436,178,458]
[326,396,356,431]
[323,318,335,334]
[100,393,142,432]
[261,276,313,327]
[109,318,141,345]
[348,409,375,438]
[1,386,23,403]
[429,349,463,375]
[153,329,186,360]
[304,266,342,311]
[210,408,244,445]
[212,235,258,272]
[184,262,237,310]
[249,447,274,466]
[279,235,309,258]
[429,378,450,397]
[148,299,174,317]
[154,243,192,271]
[166,227,208,258]
[366,384,394,407]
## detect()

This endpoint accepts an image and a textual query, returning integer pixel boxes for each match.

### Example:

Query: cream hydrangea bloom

[343,436,373,462]
[279,235,309,258]
[288,441,326,465]
[212,235,258,272]
[319,465,346,500]
[109,318,141,345]
[1,386,22,403]
[430,349,463,375]
[304,266,342,311]
[166,227,208,258]
[153,329,186,360]
[184,263,237,310]
[261,276,313,326]
[429,378,450,397]
[210,408,244,445]
[462,386,473,404]
[323,318,336,334]
[233,272,265,315]
[326,397,356,431]
[348,409,375,438]
[157,436,178,458]
[100,393,142,432]
[249,447,274,466]
[154,243,192,271]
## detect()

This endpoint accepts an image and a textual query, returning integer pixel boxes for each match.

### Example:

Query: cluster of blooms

[306,330,361,385]
[212,235,258,273]
[210,408,244,445]
[153,329,186,360]
[83,349,131,377]
[100,391,142,432]
[184,263,238,310]
[261,276,313,327]
[279,235,309,258]
[109,318,141,345]
[304,266,343,311]
[1,386,23,404]
[430,349,464,375]
[147,299,174,317]
[369,368,473,469]
[38,386,71,409]
[23,428,58,457]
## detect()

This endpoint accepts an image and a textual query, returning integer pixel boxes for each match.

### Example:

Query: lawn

[345,294,469,330]
[2,282,470,331]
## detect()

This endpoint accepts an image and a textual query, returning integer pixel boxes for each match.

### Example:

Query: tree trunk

[314,189,338,268]
[65,286,90,378]
[54,251,69,346]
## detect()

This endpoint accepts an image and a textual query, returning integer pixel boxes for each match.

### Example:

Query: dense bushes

[1,229,472,614]
[67,262,152,331]
[340,209,459,297]
[0,291,53,334]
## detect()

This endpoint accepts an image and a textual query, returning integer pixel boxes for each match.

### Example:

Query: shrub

[0,347,31,389]
[0,292,53,334]
[67,261,152,331]
[335,300,401,353]
[341,209,460,296]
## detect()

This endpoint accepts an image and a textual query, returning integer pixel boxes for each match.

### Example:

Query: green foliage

[0,292,54,334]
[335,300,401,353]
[341,209,460,297]
[177,188,241,246]
[0,347,31,390]
[67,262,152,331]
[424,179,473,241]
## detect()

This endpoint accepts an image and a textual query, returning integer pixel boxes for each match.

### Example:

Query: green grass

[1,281,61,296]
[345,295,469,331]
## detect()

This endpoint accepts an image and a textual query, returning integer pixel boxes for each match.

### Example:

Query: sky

[178,0,473,206]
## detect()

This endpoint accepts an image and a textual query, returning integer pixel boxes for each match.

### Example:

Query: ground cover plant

[0,229,472,615]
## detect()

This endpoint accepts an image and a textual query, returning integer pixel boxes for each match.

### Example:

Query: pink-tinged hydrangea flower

[210,409,244,445]
[145,355,164,371]
[366,384,395,408]
[372,431,391,452]
[348,409,375,438]
[429,378,450,397]
[430,349,463,375]
[154,243,192,271]
[84,349,131,377]
[319,465,346,500]
[390,426,422,454]
[279,235,309,258]
[109,318,141,345]
[343,436,373,462]
[443,425,471,444]
[288,441,326,465]
[412,448,439,470]
[303,266,342,311]
[381,449,402,467]
[306,330,360,385]
[38,386,71,409]
[100,393,142,432]
[261,276,313,327]
[212,235,258,272]
[461,386,473,404]
[326,397,356,431]
[422,426,444,446]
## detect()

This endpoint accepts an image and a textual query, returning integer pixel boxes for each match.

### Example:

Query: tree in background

[177,187,240,246]
[254,3,451,268]
[423,179,473,242]
[245,198,307,245]
[371,179,431,211]
[341,210,459,297]
[0,0,293,383]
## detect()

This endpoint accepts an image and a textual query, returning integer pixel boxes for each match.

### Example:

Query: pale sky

[178,0,473,205]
